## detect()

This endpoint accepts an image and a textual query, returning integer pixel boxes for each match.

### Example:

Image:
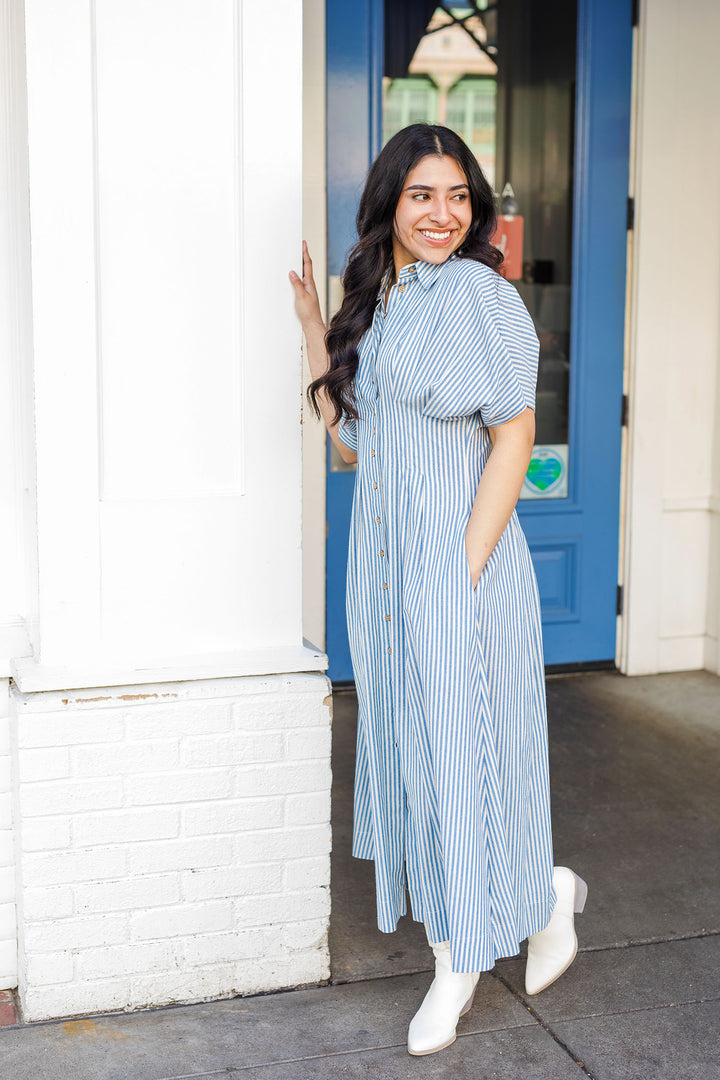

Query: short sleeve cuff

[480,390,535,428]
[336,416,358,451]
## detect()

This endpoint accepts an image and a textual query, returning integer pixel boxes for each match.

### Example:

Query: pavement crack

[329,965,432,986]
[540,995,720,1024]
[576,928,720,954]
[149,1043,428,1077]
[492,968,598,1080]
[151,1022,542,1078]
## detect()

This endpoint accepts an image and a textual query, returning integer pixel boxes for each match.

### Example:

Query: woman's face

[392,154,472,272]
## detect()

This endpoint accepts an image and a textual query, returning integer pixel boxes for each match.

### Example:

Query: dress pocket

[465,539,497,601]
[463,534,480,594]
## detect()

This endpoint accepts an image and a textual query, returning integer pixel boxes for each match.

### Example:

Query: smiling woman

[290,123,586,1058]
[302,124,501,438]
[392,156,472,269]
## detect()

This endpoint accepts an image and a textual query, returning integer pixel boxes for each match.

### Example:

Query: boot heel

[459,982,478,1017]
[572,873,588,913]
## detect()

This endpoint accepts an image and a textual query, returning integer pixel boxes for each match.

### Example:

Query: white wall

[709,320,720,672]
[0,0,35,995]
[13,0,312,684]
[1,0,335,1018]
[301,0,328,652]
[0,680,17,989]
[10,673,332,1022]
[0,0,36,676]
[621,0,720,674]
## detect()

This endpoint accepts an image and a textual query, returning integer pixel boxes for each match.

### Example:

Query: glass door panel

[380,0,576,499]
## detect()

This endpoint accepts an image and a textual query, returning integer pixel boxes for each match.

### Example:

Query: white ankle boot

[525,866,588,995]
[407,940,479,1056]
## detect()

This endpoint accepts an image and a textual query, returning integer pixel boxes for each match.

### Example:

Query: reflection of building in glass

[383,6,497,185]
[383,1,576,456]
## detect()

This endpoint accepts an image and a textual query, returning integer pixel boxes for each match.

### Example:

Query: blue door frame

[326,0,633,680]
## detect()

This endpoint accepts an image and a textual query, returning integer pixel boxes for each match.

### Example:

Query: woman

[290,123,586,1057]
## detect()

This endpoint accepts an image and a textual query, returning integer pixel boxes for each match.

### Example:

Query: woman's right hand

[289,241,325,334]
[289,242,356,464]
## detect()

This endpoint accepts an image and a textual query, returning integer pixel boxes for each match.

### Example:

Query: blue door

[326,0,633,680]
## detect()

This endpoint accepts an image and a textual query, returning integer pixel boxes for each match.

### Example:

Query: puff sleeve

[420,268,539,427]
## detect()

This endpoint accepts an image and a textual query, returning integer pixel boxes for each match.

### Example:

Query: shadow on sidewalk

[330,669,720,980]
[2,670,719,1080]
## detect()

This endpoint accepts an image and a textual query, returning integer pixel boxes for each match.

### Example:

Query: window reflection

[331,0,577,500]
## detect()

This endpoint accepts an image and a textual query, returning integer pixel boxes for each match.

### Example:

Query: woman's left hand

[464,534,484,591]
[464,407,536,591]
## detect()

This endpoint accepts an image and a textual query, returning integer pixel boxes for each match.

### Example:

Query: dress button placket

[370,327,401,755]
[380,280,413,766]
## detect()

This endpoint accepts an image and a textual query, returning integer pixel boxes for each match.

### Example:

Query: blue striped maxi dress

[336,254,556,974]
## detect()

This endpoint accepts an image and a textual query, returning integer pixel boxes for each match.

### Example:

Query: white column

[6,1,335,1021]
[621,0,720,675]
[0,0,36,994]
[302,0,328,653]
[0,0,36,675]
[12,0,319,690]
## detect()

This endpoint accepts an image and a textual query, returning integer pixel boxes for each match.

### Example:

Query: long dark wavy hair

[308,123,502,424]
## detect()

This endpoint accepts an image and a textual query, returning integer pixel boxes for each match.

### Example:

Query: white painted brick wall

[0,678,17,989]
[10,672,333,1021]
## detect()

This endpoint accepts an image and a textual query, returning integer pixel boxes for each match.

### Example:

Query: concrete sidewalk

[1,670,719,1079]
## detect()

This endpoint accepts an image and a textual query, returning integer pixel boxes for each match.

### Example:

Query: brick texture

[0,679,16,992]
[9,673,332,1021]
[0,989,18,1026]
